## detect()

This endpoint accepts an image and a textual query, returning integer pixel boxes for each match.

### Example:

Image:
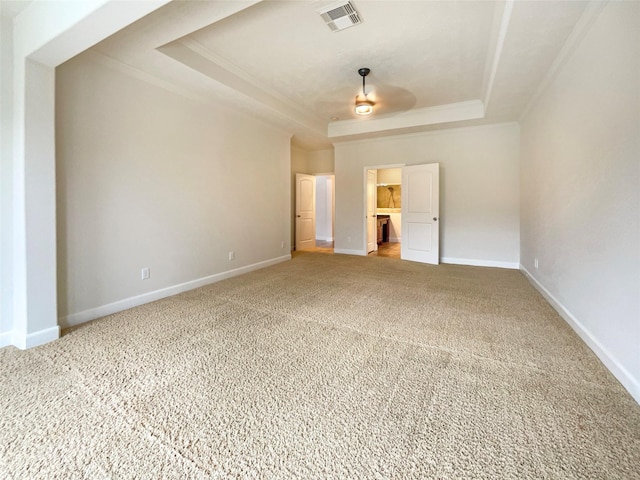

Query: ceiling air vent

[318,1,362,32]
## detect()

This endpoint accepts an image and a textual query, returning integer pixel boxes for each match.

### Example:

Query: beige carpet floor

[1,253,639,479]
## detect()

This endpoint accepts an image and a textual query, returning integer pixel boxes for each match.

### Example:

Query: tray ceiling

[89,0,593,148]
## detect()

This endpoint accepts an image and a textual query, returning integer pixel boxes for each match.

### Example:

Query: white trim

[162,40,325,136]
[329,100,484,138]
[389,236,401,243]
[441,257,519,269]
[334,248,366,256]
[25,326,60,349]
[59,255,291,329]
[4,325,61,350]
[333,121,519,146]
[363,168,372,256]
[482,0,514,111]
[0,331,13,348]
[315,236,334,242]
[521,265,640,405]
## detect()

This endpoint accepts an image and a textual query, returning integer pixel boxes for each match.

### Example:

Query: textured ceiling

[186,1,494,121]
[88,0,591,149]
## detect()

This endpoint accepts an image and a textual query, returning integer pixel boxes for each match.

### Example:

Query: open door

[401,164,439,264]
[366,169,377,253]
[296,173,316,250]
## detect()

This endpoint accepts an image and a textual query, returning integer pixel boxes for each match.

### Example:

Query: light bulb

[355,97,374,115]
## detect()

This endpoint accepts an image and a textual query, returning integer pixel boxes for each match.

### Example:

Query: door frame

[366,169,378,253]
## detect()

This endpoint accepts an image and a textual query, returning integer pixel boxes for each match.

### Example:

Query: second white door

[401,163,439,264]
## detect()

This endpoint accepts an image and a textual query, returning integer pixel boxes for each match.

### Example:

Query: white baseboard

[334,248,366,256]
[441,257,519,269]
[315,236,334,242]
[1,325,61,350]
[25,326,60,349]
[0,330,12,348]
[521,265,640,405]
[389,236,401,243]
[60,255,291,329]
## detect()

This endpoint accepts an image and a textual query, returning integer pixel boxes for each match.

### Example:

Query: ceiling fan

[316,68,417,121]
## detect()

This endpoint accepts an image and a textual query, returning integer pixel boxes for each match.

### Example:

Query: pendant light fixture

[354,67,374,116]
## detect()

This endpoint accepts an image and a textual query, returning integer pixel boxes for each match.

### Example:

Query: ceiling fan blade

[366,84,417,115]
[316,83,417,120]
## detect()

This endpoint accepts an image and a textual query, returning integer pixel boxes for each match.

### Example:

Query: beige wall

[56,52,291,323]
[291,146,335,176]
[308,149,335,174]
[520,1,639,401]
[334,123,520,267]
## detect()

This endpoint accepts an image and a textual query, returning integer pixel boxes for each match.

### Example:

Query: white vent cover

[317,1,362,32]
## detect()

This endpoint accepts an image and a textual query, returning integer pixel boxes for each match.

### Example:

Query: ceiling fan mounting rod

[355,67,374,116]
[358,67,370,95]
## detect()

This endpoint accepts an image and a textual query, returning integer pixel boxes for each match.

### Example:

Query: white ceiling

[87,0,591,149]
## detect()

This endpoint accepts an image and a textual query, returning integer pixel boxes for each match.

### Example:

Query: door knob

[433,217,438,221]
[297,215,301,217]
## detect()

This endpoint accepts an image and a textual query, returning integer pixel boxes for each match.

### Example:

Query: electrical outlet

[141,267,150,280]
[228,251,235,261]
[281,240,285,249]
[534,258,539,269]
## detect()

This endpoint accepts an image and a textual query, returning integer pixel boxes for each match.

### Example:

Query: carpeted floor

[1,253,639,479]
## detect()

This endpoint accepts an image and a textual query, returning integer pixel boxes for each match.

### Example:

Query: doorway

[315,175,334,251]
[295,173,334,253]
[364,164,440,264]
[367,167,402,259]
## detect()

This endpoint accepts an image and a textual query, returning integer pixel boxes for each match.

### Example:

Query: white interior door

[366,169,377,253]
[296,173,316,250]
[401,163,439,264]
